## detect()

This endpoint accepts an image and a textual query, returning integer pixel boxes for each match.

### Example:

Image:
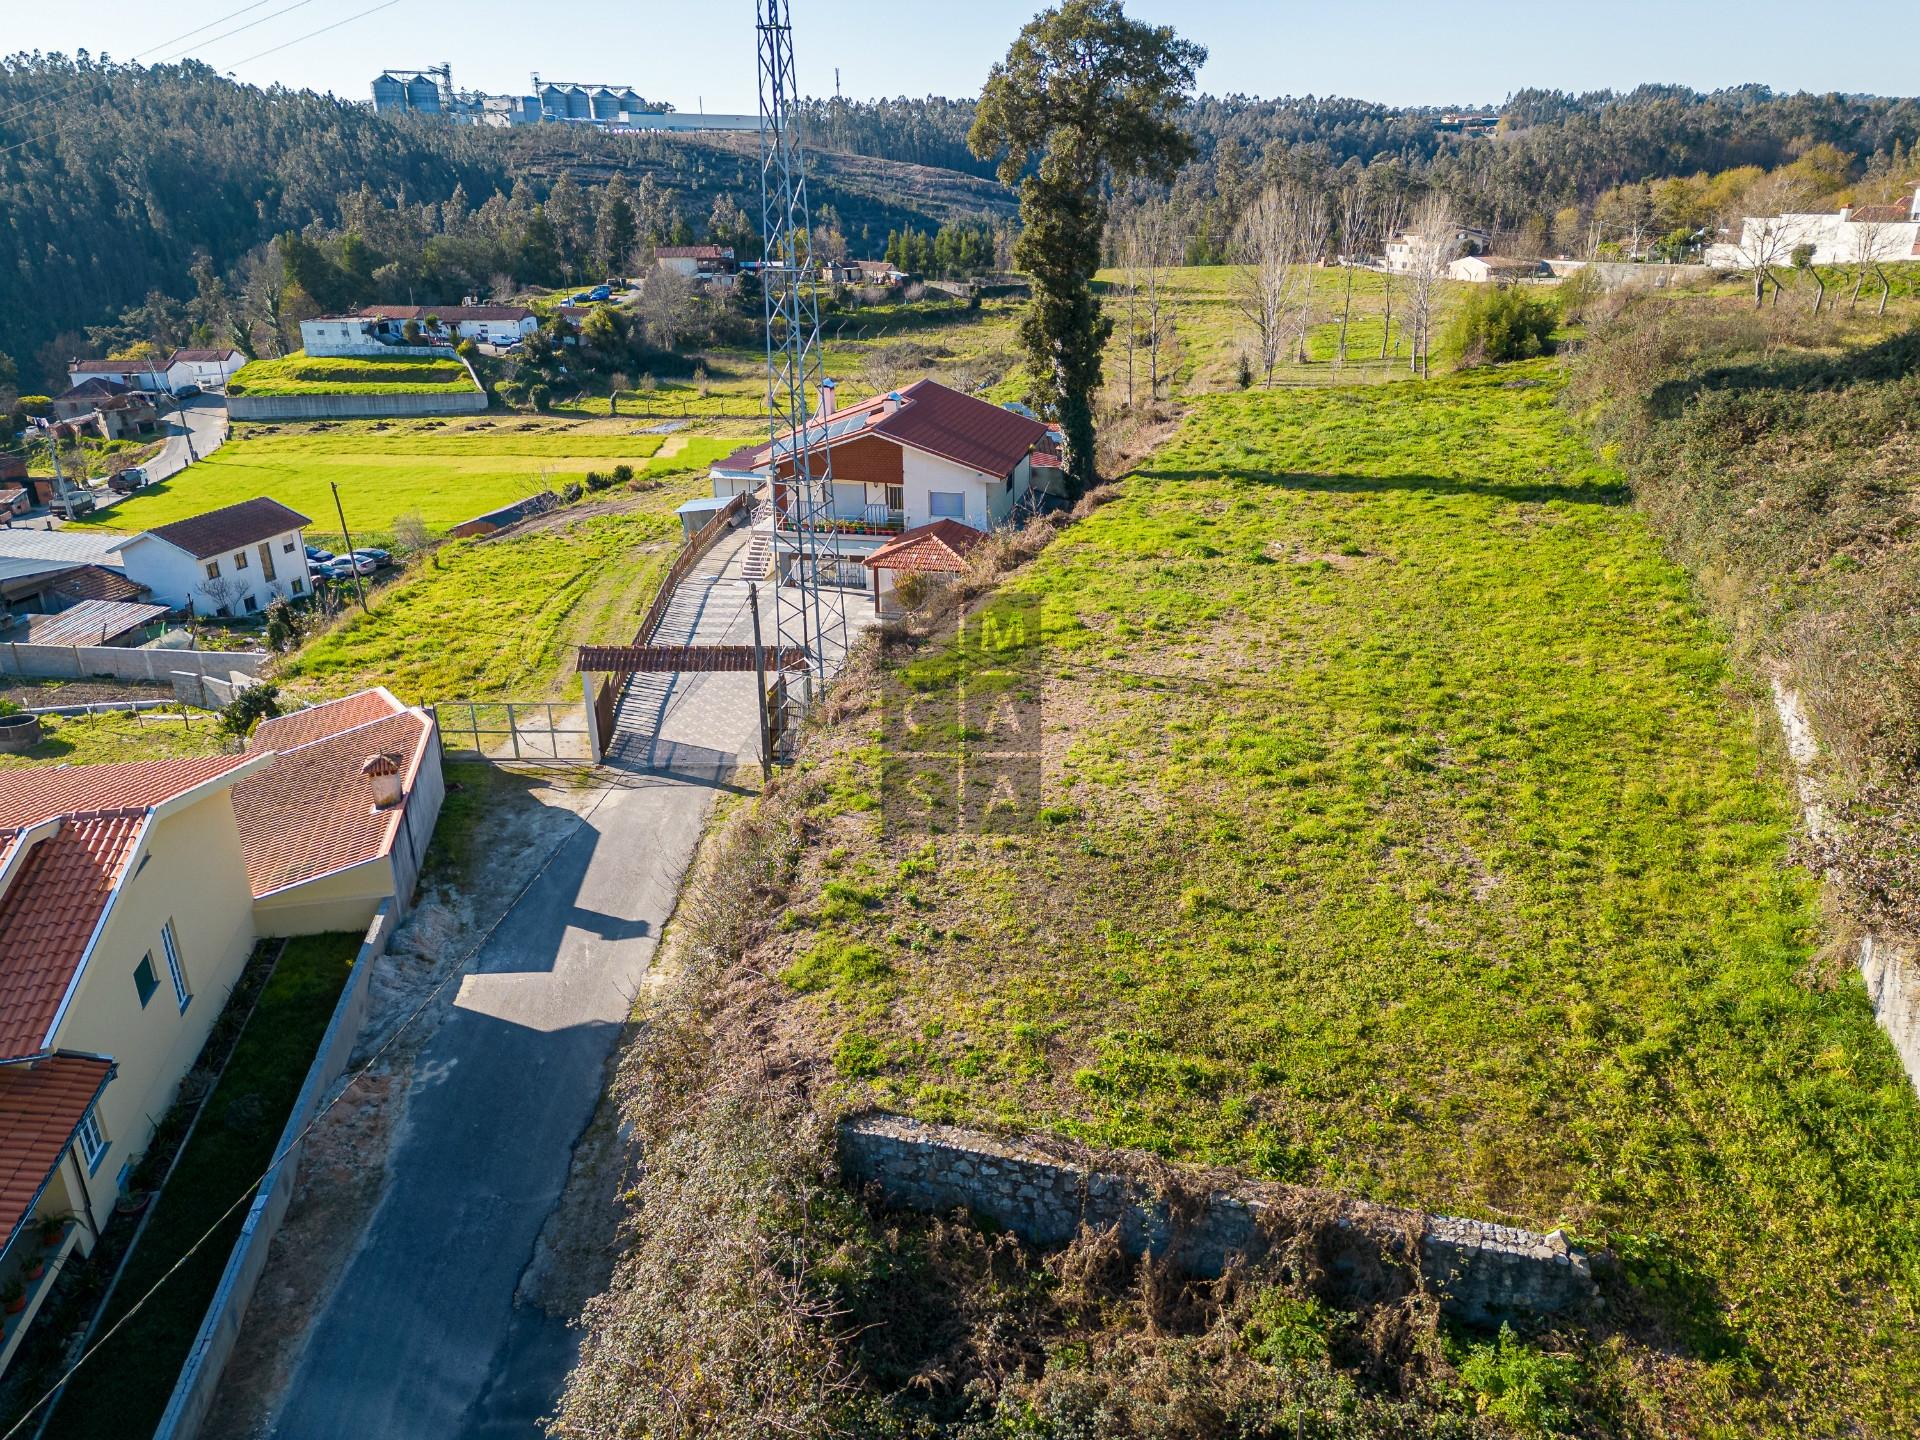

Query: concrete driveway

[147,395,228,483]
[266,528,872,1438]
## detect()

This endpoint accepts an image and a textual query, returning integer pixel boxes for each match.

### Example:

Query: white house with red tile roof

[163,347,247,392]
[710,378,1054,578]
[107,496,314,615]
[239,688,444,936]
[0,755,269,1369]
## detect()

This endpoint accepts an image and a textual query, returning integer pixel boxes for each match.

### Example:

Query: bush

[585,470,613,491]
[17,394,51,417]
[529,383,551,413]
[221,682,282,738]
[1446,284,1557,366]
[263,599,304,653]
[612,464,634,483]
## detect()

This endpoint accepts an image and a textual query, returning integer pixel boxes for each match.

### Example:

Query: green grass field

[276,437,738,702]
[227,352,477,396]
[760,362,1920,1431]
[73,422,675,543]
[0,710,226,768]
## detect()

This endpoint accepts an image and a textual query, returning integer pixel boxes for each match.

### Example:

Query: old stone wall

[839,1113,1593,1327]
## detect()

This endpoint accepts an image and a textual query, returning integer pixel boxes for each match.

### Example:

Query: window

[291,578,305,595]
[134,955,159,1007]
[243,595,258,613]
[161,919,190,1012]
[234,550,248,570]
[76,1107,107,1174]
[282,539,296,554]
[928,491,966,520]
[204,560,220,580]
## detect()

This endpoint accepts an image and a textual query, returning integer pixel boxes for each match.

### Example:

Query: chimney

[883,390,901,416]
[817,378,836,418]
[362,752,406,810]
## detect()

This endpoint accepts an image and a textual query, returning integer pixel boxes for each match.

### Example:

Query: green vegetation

[730,363,1920,1430]
[226,352,476,396]
[1445,283,1557,365]
[0,710,224,769]
[277,437,735,701]
[73,422,670,541]
[43,933,359,1440]
[1570,305,1920,932]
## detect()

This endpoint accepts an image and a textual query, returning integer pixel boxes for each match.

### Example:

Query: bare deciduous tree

[1725,175,1821,308]
[1235,183,1316,388]
[1375,191,1407,361]
[198,574,247,619]
[1402,194,1459,379]
[1850,214,1901,316]
[1118,201,1177,404]
[1334,184,1371,366]
[636,267,697,351]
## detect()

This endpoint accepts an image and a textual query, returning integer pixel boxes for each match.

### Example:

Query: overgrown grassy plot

[276,438,736,703]
[772,364,1920,1430]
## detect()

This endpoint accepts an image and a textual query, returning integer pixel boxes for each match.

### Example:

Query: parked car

[350,547,392,568]
[305,544,334,563]
[588,285,612,301]
[173,383,202,399]
[51,492,96,519]
[108,468,148,494]
[568,292,593,304]
[332,553,379,576]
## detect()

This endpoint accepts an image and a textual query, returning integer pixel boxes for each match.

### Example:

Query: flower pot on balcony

[38,1218,64,1248]
[24,1260,44,1282]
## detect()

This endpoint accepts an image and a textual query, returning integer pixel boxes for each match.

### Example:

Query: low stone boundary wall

[840,1114,1594,1327]
[152,901,400,1440]
[0,641,266,682]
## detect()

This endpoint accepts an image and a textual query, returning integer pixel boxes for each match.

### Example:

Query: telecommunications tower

[756,0,849,693]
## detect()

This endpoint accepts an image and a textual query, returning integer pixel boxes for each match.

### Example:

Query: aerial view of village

[0,1,1916,1436]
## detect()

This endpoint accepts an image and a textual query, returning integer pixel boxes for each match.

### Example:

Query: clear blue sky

[2,0,1915,113]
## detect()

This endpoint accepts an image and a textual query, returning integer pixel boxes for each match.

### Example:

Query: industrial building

[369,66,757,132]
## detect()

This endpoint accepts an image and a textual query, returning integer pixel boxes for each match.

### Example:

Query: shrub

[1454,1324,1581,1434]
[529,383,551,413]
[585,470,613,491]
[1235,353,1254,389]
[611,464,634,483]
[263,599,304,653]
[17,394,51,417]
[1446,284,1557,366]
[221,682,282,738]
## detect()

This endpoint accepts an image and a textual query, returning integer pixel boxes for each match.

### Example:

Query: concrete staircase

[740,529,775,582]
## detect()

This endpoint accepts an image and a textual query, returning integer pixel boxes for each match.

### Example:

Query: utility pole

[749,581,772,780]
[331,481,369,614]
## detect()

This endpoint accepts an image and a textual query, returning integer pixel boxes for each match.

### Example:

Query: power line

[0,757,619,1440]
[227,0,401,70]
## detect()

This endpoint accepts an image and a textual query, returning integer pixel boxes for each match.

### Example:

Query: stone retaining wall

[0,641,266,683]
[840,1114,1593,1327]
[227,388,487,421]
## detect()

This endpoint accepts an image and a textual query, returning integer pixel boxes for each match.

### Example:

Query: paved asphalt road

[269,528,851,1438]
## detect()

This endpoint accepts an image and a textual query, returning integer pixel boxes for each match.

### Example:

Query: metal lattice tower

[757,0,848,687]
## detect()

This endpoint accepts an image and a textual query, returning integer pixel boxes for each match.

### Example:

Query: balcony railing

[773,505,906,537]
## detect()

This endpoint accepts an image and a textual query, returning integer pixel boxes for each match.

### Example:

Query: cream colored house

[0,756,268,1373]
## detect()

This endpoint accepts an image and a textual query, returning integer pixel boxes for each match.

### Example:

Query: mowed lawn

[73,424,672,542]
[769,365,1920,1430]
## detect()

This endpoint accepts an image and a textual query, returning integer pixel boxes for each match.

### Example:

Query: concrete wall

[1545,260,1715,288]
[839,1114,1594,1327]
[227,388,487,421]
[54,790,262,1223]
[153,901,399,1440]
[0,642,265,682]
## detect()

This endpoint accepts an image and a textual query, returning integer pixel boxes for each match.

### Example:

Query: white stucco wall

[118,528,314,614]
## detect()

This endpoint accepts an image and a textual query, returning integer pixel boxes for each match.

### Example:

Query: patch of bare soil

[199,769,602,1432]
[0,678,174,707]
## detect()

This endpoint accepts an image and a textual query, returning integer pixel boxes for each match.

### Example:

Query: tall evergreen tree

[970,0,1204,495]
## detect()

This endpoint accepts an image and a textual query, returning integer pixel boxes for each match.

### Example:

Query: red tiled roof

[717,380,1047,481]
[234,701,433,897]
[1847,202,1915,224]
[56,378,130,402]
[0,1054,113,1246]
[656,246,728,259]
[249,690,405,753]
[864,518,990,575]
[872,380,1048,476]
[69,359,162,376]
[166,348,243,363]
[140,497,311,560]
[0,757,255,830]
[0,814,147,1057]
[45,565,150,606]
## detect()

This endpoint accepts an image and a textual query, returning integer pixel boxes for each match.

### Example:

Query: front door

[259,543,276,582]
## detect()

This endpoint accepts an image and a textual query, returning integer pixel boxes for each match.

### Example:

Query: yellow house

[0,756,268,1371]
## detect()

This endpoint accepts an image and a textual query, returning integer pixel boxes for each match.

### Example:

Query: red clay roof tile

[248,691,405,753]
[0,1054,112,1247]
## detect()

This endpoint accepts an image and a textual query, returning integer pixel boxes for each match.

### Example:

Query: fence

[0,642,266,682]
[434,700,594,762]
[152,901,400,1440]
[589,491,749,753]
